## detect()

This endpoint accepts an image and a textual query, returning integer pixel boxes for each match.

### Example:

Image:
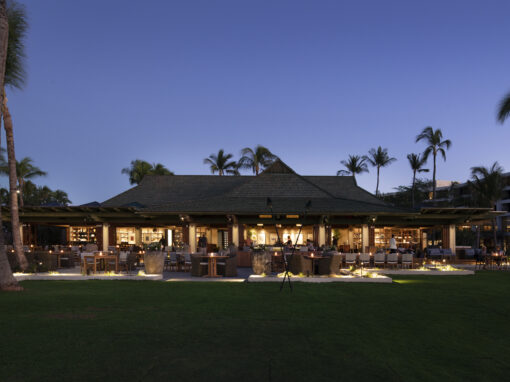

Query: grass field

[0,272,509,381]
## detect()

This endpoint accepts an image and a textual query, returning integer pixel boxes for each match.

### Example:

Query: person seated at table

[306,239,314,251]
[389,234,397,253]
[493,246,505,266]
[285,236,292,247]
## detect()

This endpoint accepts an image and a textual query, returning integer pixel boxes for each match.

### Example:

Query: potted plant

[144,243,165,274]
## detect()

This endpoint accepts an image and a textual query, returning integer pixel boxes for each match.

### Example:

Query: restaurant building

[9,160,497,253]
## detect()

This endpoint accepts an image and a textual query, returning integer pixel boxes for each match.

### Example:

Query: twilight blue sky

[5,0,510,205]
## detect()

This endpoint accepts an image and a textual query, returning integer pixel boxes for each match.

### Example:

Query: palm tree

[238,145,277,175]
[365,146,396,196]
[469,162,505,249]
[51,189,71,206]
[150,163,174,176]
[121,160,174,185]
[415,126,452,200]
[21,180,71,206]
[337,155,369,183]
[0,157,47,208]
[497,91,510,124]
[407,153,429,208]
[0,0,20,290]
[122,160,152,185]
[1,0,27,272]
[203,149,239,175]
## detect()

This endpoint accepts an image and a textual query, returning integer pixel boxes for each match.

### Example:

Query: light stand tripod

[266,198,311,292]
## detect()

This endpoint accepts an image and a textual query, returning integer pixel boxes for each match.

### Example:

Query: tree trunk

[492,218,498,250]
[476,225,480,249]
[375,166,380,196]
[2,91,27,271]
[0,0,21,290]
[432,153,437,201]
[18,177,23,208]
[411,171,416,208]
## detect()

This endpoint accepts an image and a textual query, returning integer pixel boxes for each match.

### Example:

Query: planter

[144,251,165,274]
[251,251,271,275]
[236,251,252,267]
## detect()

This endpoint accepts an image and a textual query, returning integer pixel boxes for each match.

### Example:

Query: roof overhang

[1,205,502,227]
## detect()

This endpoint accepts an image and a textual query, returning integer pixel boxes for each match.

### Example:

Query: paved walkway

[162,268,252,282]
[13,264,480,282]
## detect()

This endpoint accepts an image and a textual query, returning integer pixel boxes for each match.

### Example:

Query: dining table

[82,252,119,274]
[487,253,508,269]
[52,250,73,268]
[304,254,324,276]
[200,254,228,277]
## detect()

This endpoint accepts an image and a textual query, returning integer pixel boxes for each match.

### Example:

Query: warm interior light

[259,215,272,219]
[286,215,299,219]
[257,223,263,227]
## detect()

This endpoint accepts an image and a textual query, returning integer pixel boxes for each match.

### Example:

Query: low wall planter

[251,251,271,275]
[144,251,165,275]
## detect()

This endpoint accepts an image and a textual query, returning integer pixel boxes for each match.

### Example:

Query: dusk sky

[5,0,510,205]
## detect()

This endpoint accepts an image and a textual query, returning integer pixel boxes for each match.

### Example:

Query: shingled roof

[102,160,405,215]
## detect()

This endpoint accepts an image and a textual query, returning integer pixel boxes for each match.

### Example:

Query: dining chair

[345,252,357,268]
[401,253,413,269]
[359,253,371,267]
[387,253,398,269]
[182,252,192,271]
[374,252,386,268]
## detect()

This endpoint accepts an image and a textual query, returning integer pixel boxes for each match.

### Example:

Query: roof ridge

[293,173,337,199]
[301,175,399,210]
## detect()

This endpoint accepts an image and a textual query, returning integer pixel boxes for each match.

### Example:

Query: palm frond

[497,91,510,123]
[5,0,28,89]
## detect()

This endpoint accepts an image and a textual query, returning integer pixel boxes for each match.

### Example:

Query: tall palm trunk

[18,177,23,208]
[375,166,380,196]
[0,0,20,290]
[411,170,416,208]
[0,128,17,290]
[2,90,26,270]
[432,152,437,200]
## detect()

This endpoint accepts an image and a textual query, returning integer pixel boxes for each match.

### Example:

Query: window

[141,228,164,244]
[116,227,136,244]
[70,226,97,243]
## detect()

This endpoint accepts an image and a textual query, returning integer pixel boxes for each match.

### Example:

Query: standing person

[285,236,292,247]
[389,234,397,253]
[198,234,208,254]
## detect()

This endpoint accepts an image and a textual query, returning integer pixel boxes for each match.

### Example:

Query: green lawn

[1,272,509,381]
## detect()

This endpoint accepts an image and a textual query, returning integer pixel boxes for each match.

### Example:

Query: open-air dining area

[12,240,500,284]
[5,160,505,283]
